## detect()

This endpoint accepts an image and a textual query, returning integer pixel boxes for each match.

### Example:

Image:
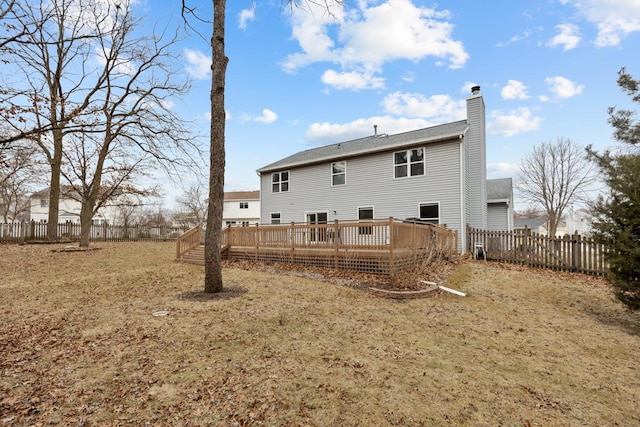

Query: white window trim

[331,160,347,187]
[357,206,374,235]
[270,212,282,224]
[393,147,426,179]
[418,201,440,224]
[271,171,290,193]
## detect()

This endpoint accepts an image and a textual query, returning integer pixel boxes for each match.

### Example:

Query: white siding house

[257,87,494,252]
[223,191,260,226]
[29,187,141,225]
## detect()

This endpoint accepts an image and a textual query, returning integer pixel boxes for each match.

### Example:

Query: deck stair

[176,244,231,265]
[178,245,205,265]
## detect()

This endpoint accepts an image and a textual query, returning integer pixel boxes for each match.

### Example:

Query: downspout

[459,134,466,254]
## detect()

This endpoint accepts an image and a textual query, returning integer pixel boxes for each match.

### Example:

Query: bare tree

[56,3,196,248]
[0,140,46,222]
[516,137,597,237]
[1,0,114,239]
[1,0,198,244]
[0,0,29,55]
[175,184,208,228]
[182,0,342,293]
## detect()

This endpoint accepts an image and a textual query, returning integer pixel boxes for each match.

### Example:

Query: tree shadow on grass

[586,306,640,337]
[178,286,248,302]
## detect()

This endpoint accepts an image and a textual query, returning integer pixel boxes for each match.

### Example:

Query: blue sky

[147,0,640,209]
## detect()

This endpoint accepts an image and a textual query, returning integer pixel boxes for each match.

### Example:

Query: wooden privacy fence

[177,218,458,277]
[468,227,608,275]
[0,221,188,244]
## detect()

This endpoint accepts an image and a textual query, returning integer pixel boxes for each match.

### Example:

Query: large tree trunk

[78,199,94,248]
[46,129,63,241]
[204,0,228,293]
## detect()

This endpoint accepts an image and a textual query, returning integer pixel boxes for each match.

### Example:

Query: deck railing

[176,218,457,277]
[175,225,202,260]
[220,218,457,254]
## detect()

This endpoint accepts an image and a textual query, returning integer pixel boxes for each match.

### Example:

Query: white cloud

[238,7,256,30]
[564,0,640,47]
[461,82,479,94]
[184,49,211,80]
[547,23,581,50]
[496,29,533,47]
[545,76,584,98]
[501,80,529,100]
[321,69,385,90]
[94,47,135,76]
[487,162,520,178]
[305,116,433,145]
[282,0,468,90]
[401,71,415,82]
[382,92,466,123]
[488,108,542,137]
[242,109,278,124]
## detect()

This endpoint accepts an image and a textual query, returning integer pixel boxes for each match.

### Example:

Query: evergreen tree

[589,67,640,310]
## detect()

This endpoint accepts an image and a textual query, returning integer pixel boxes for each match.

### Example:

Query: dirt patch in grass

[1,242,640,426]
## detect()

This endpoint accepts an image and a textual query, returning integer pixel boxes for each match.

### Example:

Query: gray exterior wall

[487,203,510,231]
[258,90,487,253]
[465,92,487,230]
[260,139,463,235]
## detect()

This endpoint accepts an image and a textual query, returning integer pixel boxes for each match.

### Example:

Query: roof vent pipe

[471,85,481,95]
[374,124,378,136]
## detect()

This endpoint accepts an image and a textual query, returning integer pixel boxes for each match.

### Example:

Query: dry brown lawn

[1,242,639,426]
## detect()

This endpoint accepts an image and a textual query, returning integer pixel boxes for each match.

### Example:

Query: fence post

[572,233,581,273]
[524,227,530,267]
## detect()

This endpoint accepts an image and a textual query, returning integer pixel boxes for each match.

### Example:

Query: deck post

[290,221,295,264]
[255,223,259,262]
[389,217,395,282]
[334,219,339,269]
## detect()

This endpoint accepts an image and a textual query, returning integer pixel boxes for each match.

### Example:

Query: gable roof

[257,120,469,173]
[514,217,547,229]
[224,191,260,200]
[487,178,513,203]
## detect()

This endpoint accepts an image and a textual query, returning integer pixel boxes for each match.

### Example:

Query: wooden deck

[176,218,458,277]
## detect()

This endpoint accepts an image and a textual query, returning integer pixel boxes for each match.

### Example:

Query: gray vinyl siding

[487,203,509,231]
[465,93,487,229]
[260,140,463,235]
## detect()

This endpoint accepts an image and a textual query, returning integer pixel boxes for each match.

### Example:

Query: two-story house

[29,187,141,225]
[222,191,260,226]
[257,86,491,252]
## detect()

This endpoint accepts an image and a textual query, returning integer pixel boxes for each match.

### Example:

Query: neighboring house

[29,187,141,225]
[513,215,568,237]
[487,178,514,231]
[223,191,260,227]
[566,207,593,236]
[257,86,494,252]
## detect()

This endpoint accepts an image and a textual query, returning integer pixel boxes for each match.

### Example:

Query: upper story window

[272,171,289,193]
[419,203,440,224]
[40,199,48,208]
[394,148,425,178]
[332,161,346,186]
[239,202,248,209]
